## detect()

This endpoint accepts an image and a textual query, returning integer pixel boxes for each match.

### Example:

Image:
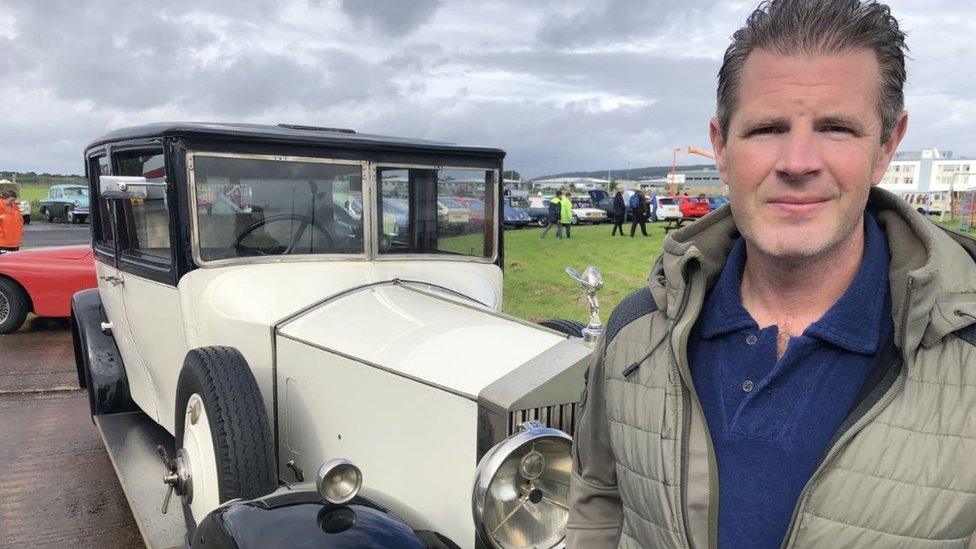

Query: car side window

[90,155,116,251]
[114,150,171,265]
[376,167,496,259]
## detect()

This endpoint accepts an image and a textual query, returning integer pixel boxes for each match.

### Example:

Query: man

[629,189,649,237]
[541,190,563,239]
[568,1,976,548]
[561,191,574,238]
[611,186,626,236]
[0,190,24,252]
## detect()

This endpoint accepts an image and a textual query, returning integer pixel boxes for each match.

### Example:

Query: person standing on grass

[540,190,563,239]
[560,191,574,238]
[0,190,24,252]
[629,189,649,237]
[568,1,976,548]
[611,186,626,236]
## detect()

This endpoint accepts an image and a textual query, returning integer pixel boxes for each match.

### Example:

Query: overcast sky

[1,0,974,178]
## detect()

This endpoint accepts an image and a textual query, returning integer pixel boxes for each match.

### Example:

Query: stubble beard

[734,202,866,269]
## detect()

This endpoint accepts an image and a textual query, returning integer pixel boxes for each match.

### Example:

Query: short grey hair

[716,0,907,142]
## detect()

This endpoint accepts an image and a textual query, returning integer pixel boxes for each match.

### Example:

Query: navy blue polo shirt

[688,212,892,548]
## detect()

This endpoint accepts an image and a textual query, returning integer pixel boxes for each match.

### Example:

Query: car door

[89,153,159,420]
[112,147,187,433]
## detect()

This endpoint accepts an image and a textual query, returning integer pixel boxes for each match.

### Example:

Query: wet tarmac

[20,220,91,249]
[1,312,143,546]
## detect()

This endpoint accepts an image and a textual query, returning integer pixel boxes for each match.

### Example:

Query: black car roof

[85,122,505,158]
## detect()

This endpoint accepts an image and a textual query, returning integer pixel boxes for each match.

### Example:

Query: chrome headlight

[316,458,362,504]
[472,421,572,549]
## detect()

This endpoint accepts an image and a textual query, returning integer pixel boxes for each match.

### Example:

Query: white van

[900,191,951,216]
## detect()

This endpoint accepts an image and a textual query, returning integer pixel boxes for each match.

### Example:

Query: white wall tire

[181,393,221,524]
[174,347,277,535]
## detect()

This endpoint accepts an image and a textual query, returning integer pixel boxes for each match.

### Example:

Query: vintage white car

[71,122,600,548]
[569,197,608,224]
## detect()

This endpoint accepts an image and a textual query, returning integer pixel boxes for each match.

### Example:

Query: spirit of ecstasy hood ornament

[565,266,604,346]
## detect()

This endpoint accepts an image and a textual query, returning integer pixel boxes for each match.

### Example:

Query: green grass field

[499,215,975,324]
[501,223,666,323]
[17,184,49,203]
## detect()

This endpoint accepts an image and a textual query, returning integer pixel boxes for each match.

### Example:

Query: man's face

[710,49,907,262]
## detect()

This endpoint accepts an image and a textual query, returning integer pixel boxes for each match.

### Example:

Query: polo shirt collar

[698,212,891,355]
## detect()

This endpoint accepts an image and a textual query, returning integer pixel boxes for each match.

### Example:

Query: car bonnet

[276,284,566,399]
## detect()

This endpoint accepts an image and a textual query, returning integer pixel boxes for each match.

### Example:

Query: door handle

[100,274,124,287]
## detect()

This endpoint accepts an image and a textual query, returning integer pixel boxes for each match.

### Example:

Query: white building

[879,149,976,194]
[529,177,610,192]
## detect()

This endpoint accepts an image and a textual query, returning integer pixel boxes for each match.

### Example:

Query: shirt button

[742,380,754,392]
[745,334,758,345]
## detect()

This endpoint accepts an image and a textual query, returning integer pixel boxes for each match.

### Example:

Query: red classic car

[0,245,97,334]
[679,194,712,219]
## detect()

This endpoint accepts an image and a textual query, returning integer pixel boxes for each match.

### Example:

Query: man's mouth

[766,196,831,215]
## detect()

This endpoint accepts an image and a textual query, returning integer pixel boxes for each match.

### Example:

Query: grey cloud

[339,0,441,36]
[537,0,720,49]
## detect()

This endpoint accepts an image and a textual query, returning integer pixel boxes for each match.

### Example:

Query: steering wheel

[233,213,335,256]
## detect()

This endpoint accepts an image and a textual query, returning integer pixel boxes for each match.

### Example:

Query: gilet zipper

[778,279,915,548]
[670,267,709,549]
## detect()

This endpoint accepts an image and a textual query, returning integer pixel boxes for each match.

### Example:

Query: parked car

[651,195,682,221]
[344,194,404,250]
[0,180,31,224]
[569,196,608,224]
[454,196,487,229]
[502,203,532,229]
[437,196,472,233]
[72,122,596,549]
[679,194,712,218]
[0,245,97,333]
[900,191,951,216]
[707,195,730,211]
[526,196,554,227]
[594,194,636,222]
[39,184,90,223]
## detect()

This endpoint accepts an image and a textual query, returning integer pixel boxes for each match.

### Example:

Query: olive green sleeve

[567,338,622,547]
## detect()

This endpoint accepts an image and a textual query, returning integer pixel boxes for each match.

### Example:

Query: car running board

[94,411,185,549]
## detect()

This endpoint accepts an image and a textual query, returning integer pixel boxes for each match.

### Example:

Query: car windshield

[376,167,496,258]
[658,198,675,205]
[192,154,365,261]
[63,187,89,197]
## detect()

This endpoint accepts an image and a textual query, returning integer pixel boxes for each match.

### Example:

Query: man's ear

[873,111,908,186]
[709,116,730,185]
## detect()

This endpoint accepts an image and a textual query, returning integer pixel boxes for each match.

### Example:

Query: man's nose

[774,125,823,182]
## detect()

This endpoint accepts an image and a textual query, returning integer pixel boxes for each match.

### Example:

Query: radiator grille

[507,402,580,436]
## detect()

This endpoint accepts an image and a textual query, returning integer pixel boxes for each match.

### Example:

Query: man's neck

[740,225,865,355]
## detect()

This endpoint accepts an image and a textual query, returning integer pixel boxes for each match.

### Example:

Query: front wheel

[42,207,54,223]
[0,277,29,334]
[175,347,277,533]
[537,217,550,228]
[572,215,580,225]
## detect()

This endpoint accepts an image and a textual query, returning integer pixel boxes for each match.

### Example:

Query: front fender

[192,490,459,549]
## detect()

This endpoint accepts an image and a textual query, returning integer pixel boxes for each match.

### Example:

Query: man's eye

[749,126,781,135]
[822,125,852,133]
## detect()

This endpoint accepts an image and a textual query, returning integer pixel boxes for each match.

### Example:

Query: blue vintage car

[39,184,90,223]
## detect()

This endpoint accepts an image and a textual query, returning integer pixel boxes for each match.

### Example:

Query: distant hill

[530,164,715,181]
[0,171,86,186]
